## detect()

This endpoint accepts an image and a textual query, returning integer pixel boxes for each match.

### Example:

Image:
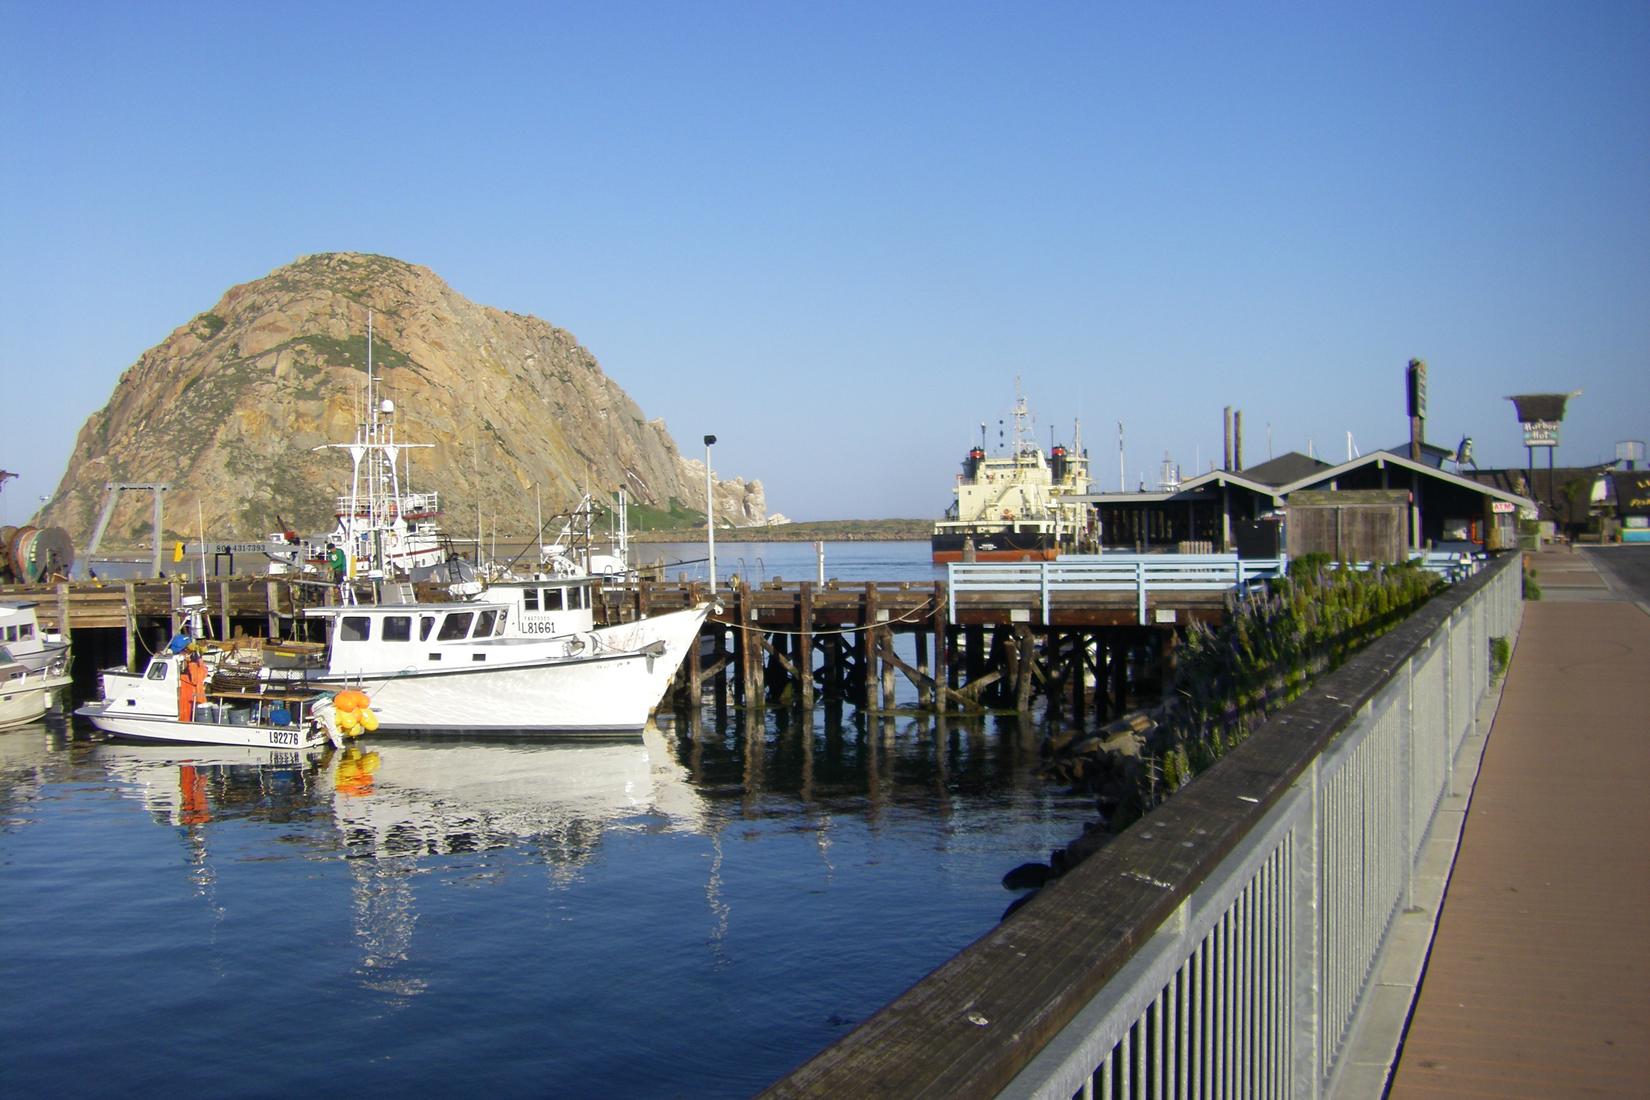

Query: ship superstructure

[931,389,1094,562]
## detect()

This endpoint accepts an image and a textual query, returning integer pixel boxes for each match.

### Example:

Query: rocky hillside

[38,253,765,546]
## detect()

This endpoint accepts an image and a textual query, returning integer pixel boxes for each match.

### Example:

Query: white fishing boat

[264,312,451,580]
[0,601,71,678]
[0,656,58,728]
[191,315,709,733]
[77,619,335,750]
[289,577,710,733]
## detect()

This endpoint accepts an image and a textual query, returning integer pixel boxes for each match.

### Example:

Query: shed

[1285,490,1408,563]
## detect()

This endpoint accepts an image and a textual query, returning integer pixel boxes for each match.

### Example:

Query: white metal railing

[996,552,1522,1099]
[948,555,1287,623]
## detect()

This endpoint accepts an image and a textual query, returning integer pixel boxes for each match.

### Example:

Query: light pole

[703,434,717,588]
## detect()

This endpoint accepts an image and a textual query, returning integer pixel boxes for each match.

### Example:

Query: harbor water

[1,542,1098,1098]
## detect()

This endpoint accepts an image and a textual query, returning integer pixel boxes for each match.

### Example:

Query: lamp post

[703,434,717,588]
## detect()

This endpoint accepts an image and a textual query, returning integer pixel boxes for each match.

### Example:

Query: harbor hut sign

[1506,392,1578,450]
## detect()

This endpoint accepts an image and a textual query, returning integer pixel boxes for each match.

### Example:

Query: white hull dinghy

[77,645,334,750]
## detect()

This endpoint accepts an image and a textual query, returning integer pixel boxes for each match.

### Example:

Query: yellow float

[330,689,378,739]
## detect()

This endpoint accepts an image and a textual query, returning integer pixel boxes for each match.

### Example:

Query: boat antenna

[196,500,209,627]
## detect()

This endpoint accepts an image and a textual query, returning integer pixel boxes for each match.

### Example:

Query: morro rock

[37,253,764,545]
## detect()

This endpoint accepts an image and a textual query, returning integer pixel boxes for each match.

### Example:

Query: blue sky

[3,1,1646,524]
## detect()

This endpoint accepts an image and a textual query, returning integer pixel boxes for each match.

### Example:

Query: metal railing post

[1292,756,1324,1098]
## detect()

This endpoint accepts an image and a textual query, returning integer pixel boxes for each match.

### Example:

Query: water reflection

[0,717,75,825]
[330,728,707,864]
[93,740,332,827]
[675,705,1050,823]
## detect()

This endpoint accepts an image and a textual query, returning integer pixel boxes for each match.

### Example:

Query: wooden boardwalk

[1388,550,1650,1097]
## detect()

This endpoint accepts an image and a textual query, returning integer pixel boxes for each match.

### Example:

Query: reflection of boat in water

[93,740,332,826]
[328,727,711,998]
[330,726,707,859]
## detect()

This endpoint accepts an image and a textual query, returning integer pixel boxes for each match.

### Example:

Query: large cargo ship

[931,392,1094,562]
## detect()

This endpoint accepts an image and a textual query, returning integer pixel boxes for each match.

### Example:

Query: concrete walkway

[1386,550,1650,1097]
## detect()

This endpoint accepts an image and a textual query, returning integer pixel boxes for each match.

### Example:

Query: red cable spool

[6,526,76,583]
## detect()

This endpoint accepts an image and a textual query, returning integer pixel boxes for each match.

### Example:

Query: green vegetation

[630,516,929,541]
[196,312,227,339]
[1490,636,1511,682]
[621,496,709,532]
[288,333,412,372]
[1523,564,1542,600]
[1129,559,1443,823]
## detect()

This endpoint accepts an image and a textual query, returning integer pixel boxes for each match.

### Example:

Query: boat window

[147,660,170,681]
[420,615,436,641]
[340,616,371,642]
[494,609,508,636]
[437,612,473,641]
[541,588,564,611]
[383,616,412,642]
[3,626,14,642]
[18,625,31,640]
[475,610,498,636]
[523,588,539,611]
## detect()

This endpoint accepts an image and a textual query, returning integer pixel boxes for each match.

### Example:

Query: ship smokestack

[1233,409,1243,471]
[1223,406,1233,471]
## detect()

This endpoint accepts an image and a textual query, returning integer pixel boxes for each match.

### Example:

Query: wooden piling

[798,582,815,711]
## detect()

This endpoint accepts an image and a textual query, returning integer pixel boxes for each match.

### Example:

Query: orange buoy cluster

[331,689,379,737]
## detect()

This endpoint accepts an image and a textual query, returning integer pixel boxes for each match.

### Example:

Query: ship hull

[930,527,1062,563]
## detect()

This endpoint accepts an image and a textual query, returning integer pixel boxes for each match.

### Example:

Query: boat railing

[333,490,441,517]
[947,554,1287,622]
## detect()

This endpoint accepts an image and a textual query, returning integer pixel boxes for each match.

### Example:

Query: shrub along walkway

[1386,549,1650,1097]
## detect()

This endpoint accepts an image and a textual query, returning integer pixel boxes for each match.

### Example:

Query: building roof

[1279,451,1536,512]
[1466,466,1612,525]
[1379,441,1457,469]
[1238,452,1332,486]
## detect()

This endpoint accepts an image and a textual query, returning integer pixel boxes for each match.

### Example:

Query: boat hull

[304,603,711,735]
[930,527,1061,563]
[310,651,661,733]
[0,685,48,728]
[75,703,330,749]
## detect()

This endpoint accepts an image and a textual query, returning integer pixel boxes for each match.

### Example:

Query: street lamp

[703,434,717,588]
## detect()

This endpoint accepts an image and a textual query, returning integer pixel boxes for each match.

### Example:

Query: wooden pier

[5,563,1261,726]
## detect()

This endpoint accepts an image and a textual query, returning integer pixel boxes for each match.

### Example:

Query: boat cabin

[0,601,69,676]
[479,577,600,637]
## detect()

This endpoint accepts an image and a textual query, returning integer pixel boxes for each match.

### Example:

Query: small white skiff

[0,657,57,729]
[77,645,333,750]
